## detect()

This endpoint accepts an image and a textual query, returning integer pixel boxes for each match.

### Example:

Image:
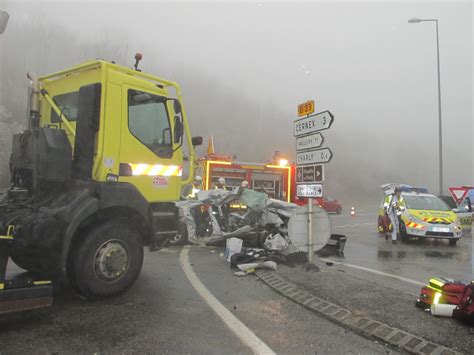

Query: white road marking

[319,258,425,287]
[334,222,376,228]
[179,246,275,355]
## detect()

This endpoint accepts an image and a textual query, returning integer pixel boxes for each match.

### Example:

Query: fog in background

[0,0,472,207]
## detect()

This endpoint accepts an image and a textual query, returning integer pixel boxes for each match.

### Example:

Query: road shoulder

[256,261,472,354]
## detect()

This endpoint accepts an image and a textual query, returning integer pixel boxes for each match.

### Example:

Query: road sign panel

[294,110,334,137]
[296,132,324,151]
[297,100,315,117]
[296,165,324,183]
[448,187,470,205]
[297,184,323,198]
[296,148,332,165]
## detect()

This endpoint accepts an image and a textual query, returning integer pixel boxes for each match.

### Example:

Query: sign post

[294,103,334,270]
[307,198,314,265]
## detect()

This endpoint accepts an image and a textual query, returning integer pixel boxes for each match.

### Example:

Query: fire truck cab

[199,152,294,202]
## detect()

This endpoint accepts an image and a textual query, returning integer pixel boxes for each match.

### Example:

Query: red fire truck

[199,152,296,203]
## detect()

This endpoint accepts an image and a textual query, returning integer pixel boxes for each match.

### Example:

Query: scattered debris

[230,252,255,268]
[316,234,347,258]
[260,261,277,271]
[225,237,243,261]
[237,263,260,272]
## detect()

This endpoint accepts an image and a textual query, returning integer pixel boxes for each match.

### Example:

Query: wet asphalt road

[327,210,472,284]
[1,210,470,354]
[0,246,396,354]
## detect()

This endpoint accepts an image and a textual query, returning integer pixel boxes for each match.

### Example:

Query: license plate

[432,227,450,233]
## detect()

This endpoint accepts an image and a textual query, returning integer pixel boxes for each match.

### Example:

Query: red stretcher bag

[453,282,474,324]
[416,278,466,309]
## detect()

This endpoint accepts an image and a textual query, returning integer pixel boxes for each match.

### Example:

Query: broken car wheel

[169,221,188,246]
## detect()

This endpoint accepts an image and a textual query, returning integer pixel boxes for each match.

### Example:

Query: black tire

[169,221,188,246]
[448,239,458,246]
[69,220,144,299]
[399,223,409,242]
[337,207,342,214]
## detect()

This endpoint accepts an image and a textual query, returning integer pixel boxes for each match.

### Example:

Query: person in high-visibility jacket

[383,187,406,244]
[214,177,227,190]
[187,175,203,199]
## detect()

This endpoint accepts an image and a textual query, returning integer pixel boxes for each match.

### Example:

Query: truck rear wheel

[69,220,144,299]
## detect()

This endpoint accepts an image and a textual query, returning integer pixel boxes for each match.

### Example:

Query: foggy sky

[0,0,472,205]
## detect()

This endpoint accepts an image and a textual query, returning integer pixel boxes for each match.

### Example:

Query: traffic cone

[350,207,355,216]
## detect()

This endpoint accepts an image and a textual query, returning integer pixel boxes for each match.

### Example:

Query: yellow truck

[0,57,202,313]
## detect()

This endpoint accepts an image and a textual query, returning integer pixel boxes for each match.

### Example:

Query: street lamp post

[408,18,443,195]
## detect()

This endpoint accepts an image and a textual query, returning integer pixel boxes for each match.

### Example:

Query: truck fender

[60,197,100,275]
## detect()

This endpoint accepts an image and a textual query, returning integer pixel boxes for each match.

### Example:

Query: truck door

[119,86,182,202]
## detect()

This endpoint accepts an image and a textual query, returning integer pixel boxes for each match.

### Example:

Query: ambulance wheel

[169,221,188,246]
[448,239,458,246]
[69,220,144,299]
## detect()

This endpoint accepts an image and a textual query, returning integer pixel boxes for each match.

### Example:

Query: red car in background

[295,195,343,214]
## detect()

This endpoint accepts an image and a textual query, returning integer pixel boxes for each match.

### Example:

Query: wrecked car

[170,187,335,256]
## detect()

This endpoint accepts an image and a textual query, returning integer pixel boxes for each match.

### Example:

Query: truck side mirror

[174,116,184,144]
[174,100,182,114]
[0,11,9,35]
[192,136,203,146]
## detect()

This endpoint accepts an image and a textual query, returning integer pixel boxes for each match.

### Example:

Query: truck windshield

[128,89,172,153]
[404,195,450,211]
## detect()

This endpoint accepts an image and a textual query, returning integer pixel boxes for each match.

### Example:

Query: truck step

[0,285,53,315]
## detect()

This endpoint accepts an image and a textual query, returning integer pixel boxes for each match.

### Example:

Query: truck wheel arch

[60,197,100,275]
[61,202,152,276]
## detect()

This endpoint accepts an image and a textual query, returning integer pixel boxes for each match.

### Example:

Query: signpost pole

[306,110,315,268]
[307,197,314,265]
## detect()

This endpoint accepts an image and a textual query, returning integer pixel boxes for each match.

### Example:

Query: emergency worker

[215,177,226,190]
[384,187,406,244]
[187,175,203,199]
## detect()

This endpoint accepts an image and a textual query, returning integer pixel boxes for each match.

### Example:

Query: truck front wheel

[69,220,144,299]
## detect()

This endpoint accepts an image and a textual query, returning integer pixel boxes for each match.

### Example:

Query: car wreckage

[171,187,346,257]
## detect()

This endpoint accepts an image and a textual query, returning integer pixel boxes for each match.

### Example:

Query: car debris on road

[175,186,347,276]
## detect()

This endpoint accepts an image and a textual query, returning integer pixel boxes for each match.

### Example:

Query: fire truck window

[51,91,79,123]
[128,89,172,151]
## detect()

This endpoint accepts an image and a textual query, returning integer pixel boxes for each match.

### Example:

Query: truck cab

[1,59,201,301]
